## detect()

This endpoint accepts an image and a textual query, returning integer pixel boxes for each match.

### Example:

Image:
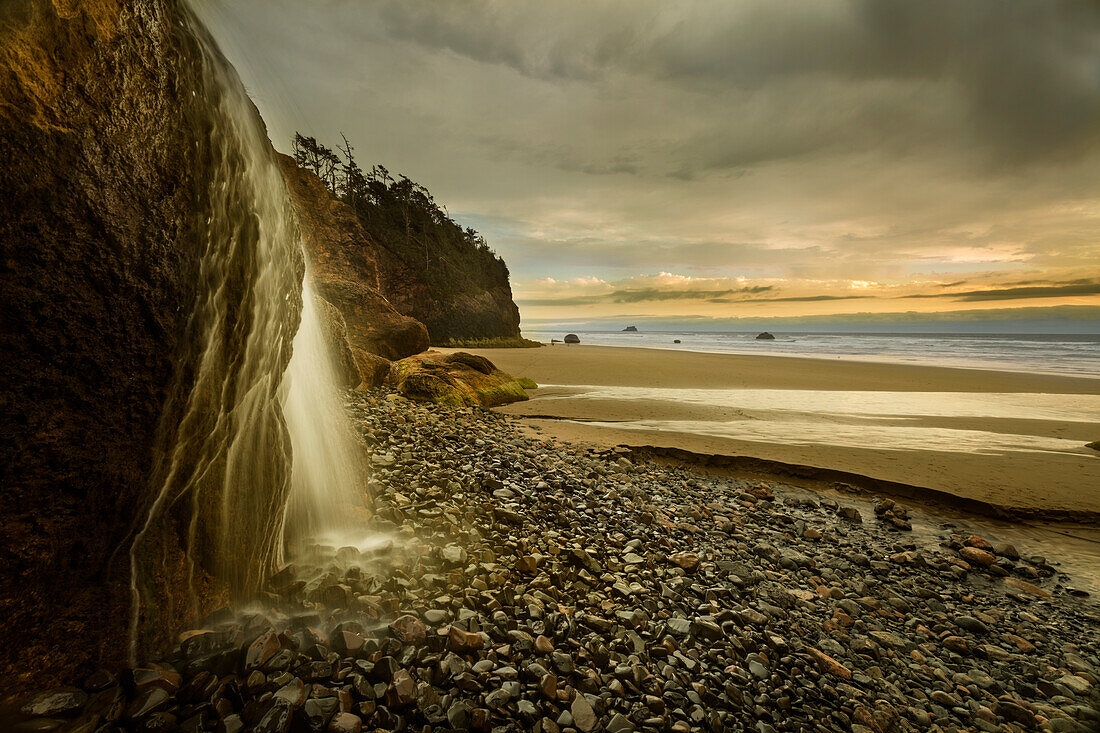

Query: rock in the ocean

[622,326,638,332]
[756,332,776,340]
[564,333,581,343]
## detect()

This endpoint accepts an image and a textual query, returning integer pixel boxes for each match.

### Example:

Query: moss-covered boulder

[386,351,531,407]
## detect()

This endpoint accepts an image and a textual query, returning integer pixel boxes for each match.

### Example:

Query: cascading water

[281,277,369,548]
[128,4,366,660]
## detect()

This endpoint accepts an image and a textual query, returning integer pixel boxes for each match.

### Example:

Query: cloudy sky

[198,0,1100,330]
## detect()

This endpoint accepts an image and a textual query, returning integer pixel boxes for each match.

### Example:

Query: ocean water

[523,330,1100,378]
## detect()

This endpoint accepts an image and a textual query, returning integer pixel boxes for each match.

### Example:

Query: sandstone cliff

[373,252,522,345]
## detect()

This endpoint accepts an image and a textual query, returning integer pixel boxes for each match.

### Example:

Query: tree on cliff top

[293,134,340,191]
[292,132,509,299]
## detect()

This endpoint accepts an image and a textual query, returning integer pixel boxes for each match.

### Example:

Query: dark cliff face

[0,0,302,693]
[369,231,522,343]
[378,259,522,344]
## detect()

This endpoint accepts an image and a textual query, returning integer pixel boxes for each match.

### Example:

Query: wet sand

[448,345,1100,516]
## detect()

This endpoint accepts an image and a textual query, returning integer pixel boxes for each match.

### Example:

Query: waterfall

[282,277,368,548]
[127,4,365,660]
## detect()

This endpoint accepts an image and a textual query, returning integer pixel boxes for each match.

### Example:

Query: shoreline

[453,344,1100,393]
[519,334,1100,380]
[446,345,1100,516]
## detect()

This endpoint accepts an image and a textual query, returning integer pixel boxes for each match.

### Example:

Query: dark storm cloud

[723,294,873,303]
[906,280,1100,302]
[1000,277,1098,288]
[517,285,775,307]
[199,0,1100,297]
[365,0,1100,166]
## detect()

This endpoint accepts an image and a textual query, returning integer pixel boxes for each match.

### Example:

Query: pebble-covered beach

[14,390,1100,733]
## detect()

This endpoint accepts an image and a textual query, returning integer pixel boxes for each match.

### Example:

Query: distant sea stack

[564,334,581,344]
[756,332,776,340]
[623,325,638,332]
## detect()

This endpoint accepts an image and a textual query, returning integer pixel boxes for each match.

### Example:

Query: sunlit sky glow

[199,0,1100,330]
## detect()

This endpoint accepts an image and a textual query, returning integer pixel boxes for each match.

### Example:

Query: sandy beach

[448,345,1100,516]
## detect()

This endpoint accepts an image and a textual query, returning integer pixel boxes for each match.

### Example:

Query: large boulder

[386,351,531,407]
[280,155,429,359]
[0,0,303,691]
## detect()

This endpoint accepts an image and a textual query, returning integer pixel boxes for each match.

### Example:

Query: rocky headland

[279,147,534,393]
[282,137,523,346]
[280,154,429,362]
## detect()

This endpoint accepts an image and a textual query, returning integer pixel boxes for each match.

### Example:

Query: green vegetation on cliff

[293,134,520,341]
[438,336,543,349]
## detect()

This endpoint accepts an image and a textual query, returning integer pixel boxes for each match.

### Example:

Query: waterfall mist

[128,4,367,660]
